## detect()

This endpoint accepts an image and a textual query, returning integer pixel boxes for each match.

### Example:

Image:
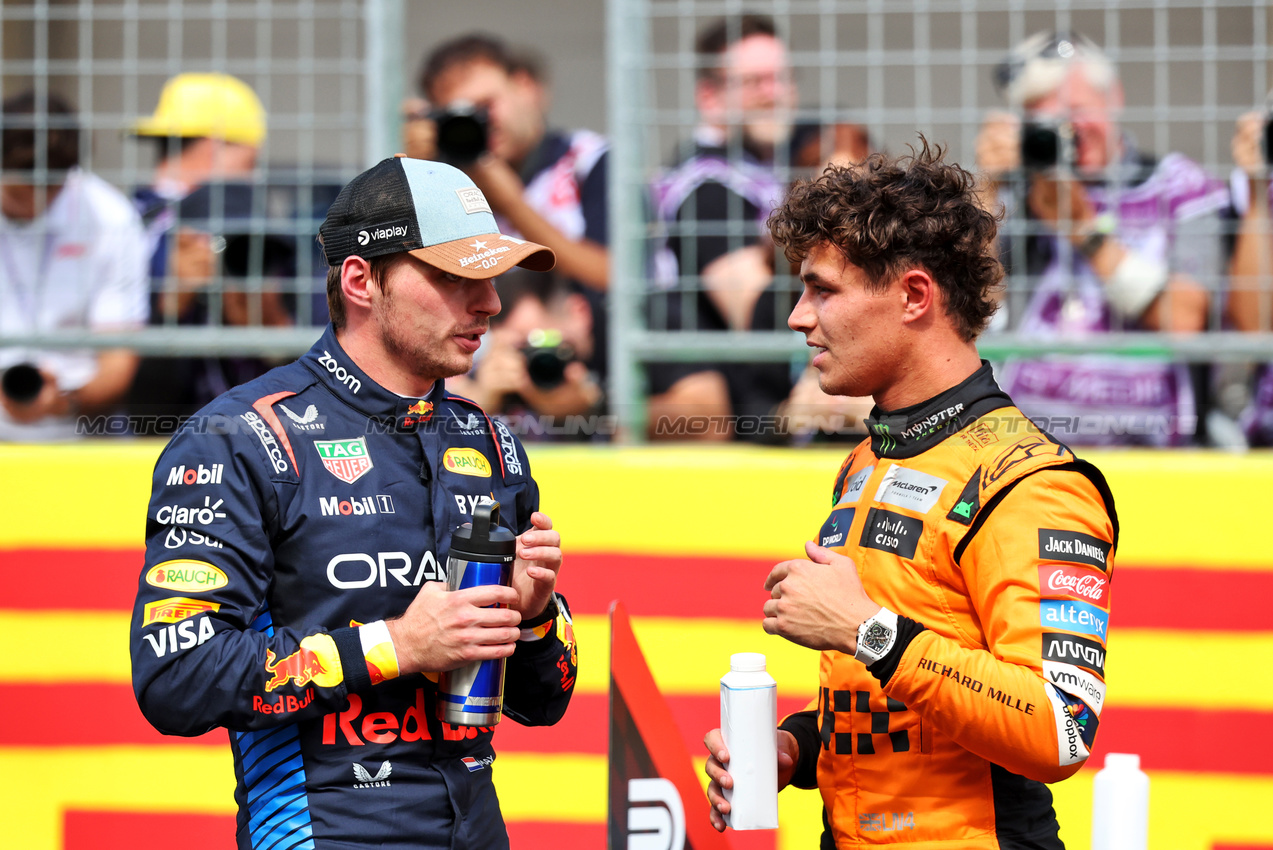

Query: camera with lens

[520,329,576,391]
[1021,120,1075,171]
[1,362,44,404]
[430,102,490,166]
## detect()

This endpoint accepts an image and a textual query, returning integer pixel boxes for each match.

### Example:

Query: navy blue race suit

[130,324,578,850]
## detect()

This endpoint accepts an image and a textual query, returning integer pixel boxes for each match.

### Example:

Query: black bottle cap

[450,500,516,561]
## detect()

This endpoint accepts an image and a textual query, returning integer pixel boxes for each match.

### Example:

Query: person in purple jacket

[975,31,1229,447]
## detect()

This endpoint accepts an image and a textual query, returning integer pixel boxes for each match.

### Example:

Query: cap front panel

[399,158,499,248]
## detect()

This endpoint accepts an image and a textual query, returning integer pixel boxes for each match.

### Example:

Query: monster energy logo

[872,422,896,453]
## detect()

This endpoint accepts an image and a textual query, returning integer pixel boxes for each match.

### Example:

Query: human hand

[402,97,438,161]
[518,360,602,418]
[701,245,775,331]
[464,154,525,214]
[763,540,879,653]
[385,581,521,676]
[171,228,217,290]
[976,111,1022,178]
[511,511,561,619]
[1,369,67,424]
[1028,174,1096,241]
[703,727,798,832]
[1234,111,1266,178]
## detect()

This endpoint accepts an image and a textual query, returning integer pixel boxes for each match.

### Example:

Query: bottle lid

[1105,752,1140,770]
[730,652,766,672]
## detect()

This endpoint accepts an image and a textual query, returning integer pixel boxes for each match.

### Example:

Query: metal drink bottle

[437,501,517,726]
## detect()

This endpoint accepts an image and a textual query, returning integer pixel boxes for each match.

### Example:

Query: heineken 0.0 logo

[315,437,374,484]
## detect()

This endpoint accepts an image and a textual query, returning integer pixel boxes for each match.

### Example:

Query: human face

[788,242,901,400]
[371,254,501,384]
[711,34,797,152]
[430,59,543,166]
[1025,64,1121,174]
[0,180,61,221]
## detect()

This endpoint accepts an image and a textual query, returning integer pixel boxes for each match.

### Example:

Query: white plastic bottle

[1091,752,1150,850]
[719,652,779,830]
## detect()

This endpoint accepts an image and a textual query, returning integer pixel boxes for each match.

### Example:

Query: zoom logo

[627,778,684,850]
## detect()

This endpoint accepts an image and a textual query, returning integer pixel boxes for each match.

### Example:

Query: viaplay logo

[357,221,409,247]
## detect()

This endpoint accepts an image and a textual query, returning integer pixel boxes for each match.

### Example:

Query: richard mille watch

[854,607,899,666]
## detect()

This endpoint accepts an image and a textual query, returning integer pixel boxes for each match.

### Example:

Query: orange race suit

[779,362,1117,849]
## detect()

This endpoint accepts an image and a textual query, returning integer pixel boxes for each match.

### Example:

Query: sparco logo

[1040,565,1109,608]
[357,223,408,246]
[318,350,362,394]
[166,464,224,486]
[494,419,523,475]
[241,411,289,474]
[1042,632,1106,677]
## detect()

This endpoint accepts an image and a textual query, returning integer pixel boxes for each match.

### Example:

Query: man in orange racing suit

[704,142,1117,849]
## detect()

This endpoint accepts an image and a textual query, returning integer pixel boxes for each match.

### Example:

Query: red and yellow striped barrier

[2,444,1271,849]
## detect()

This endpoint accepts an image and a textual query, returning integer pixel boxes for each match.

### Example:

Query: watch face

[862,621,893,654]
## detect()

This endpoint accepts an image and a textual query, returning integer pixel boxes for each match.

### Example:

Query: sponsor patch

[860,508,923,559]
[946,468,982,525]
[1042,632,1106,678]
[146,559,229,592]
[1038,529,1111,570]
[875,466,948,514]
[1038,564,1110,609]
[319,495,394,517]
[241,411,290,474]
[1043,661,1106,714]
[155,496,226,527]
[144,596,221,624]
[279,403,324,432]
[456,187,491,215]
[356,220,410,247]
[166,463,224,486]
[163,526,223,550]
[1046,684,1091,767]
[317,350,362,394]
[1040,599,1108,640]
[141,613,215,657]
[264,634,342,691]
[315,437,374,484]
[836,465,874,506]
[443,447,492,478]
[493,418,523,476]
[817,508,855,548]
[454,493,495,515]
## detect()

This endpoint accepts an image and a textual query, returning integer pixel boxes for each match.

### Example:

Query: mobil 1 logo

[860,508,924,559]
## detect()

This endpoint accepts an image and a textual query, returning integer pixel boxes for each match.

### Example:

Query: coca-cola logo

[1038,564,1109,609]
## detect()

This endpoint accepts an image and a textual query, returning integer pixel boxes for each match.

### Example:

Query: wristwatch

[854,607,899,666]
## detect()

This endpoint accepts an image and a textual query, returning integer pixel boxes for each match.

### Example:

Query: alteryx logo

[356,221,409,247]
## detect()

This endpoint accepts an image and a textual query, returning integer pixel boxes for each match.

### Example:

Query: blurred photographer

[448,269,603,439]
[410,34,610,384]
[1224,99,1273,445]
[0,91,148,440]
[975,31,1228,446]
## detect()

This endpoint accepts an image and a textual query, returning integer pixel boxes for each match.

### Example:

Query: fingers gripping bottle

[720,652,779,830]
[437,501,517,726]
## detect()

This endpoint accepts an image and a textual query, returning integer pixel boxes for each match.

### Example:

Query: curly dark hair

[768,138,1002,341]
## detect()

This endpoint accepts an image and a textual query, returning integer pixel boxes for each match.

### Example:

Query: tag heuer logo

[315,437,373,484]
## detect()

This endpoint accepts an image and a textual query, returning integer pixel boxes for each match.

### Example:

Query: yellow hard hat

[132,72,266,147]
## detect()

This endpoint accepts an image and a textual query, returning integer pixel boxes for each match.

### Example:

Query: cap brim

[409,234,555,280]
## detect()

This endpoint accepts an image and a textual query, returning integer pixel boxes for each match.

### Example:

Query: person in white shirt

[0,91,148,440]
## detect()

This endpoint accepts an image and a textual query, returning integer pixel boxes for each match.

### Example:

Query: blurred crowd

[5,18,1273,447]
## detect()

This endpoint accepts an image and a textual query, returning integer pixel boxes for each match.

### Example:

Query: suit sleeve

[131,414,371,736]
[500,435,577,727]
[877,467,1114,783]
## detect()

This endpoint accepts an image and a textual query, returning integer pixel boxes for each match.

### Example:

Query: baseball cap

[319,156,555,279]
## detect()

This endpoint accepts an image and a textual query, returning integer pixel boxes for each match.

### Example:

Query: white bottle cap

[1105,753,1141,770]
[730,652,766,672]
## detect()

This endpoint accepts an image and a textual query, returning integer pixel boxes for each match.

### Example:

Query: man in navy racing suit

[130,156,578,850]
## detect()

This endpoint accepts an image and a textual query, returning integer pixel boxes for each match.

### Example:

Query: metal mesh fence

[0,0,403,356]
[607,0,1273,440]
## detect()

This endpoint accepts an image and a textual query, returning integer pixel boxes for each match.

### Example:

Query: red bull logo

[265,647,329,692]
[407,400,433,418]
